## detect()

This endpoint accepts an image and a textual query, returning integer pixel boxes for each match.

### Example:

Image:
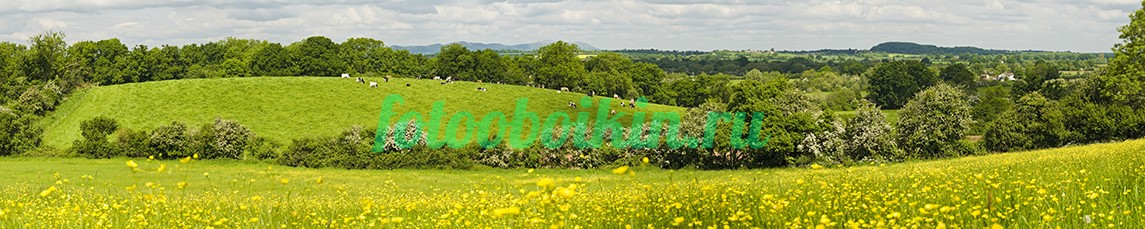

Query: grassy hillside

[39,77,686,148]
[2,139,1142,227]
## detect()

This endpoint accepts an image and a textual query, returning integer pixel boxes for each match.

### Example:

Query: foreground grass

[2,139,1144,228]
[39,77,686,148]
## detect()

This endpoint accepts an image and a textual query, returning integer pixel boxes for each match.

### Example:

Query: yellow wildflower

[612,166,630,175]
[39,186,58,197]
[537,178,555,190]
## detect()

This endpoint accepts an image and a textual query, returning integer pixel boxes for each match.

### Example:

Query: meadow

[2,138,1142,228]
[38,77,686,149]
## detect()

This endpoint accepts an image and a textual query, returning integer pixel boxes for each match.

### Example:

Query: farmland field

[38,77,686,149]
[2,139,1143,228]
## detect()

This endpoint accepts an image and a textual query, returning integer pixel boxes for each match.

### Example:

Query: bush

[116,128,151,158]
[74,116,120,158]
[149,121,188,158]
[897,84,974,158]
[185,118,253,159]
[80,116,118,142]
[984,92,1077,152]
[0,110,42,156]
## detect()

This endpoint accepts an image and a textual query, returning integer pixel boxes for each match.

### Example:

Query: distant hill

[870,42,1021,55]
[392,41,599,54]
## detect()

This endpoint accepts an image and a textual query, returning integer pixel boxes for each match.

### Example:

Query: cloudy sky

[1,0,1139,52]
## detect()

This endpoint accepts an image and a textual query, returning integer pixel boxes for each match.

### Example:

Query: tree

[534,41,585,89]
[897,84,974,158]
[1096,1,1145,107]
[434,43,472,79]
[0,110,42,156]
[842,101,901,161]
[971,85,1013,133]
[983,92,1075,152]
[1015,62,1059,96]
[866,60,938,109]
[26,31,67,82]
[939,63,976,92]
[340,37,385,74]
[289,36,344,76]
[250,43,295,76]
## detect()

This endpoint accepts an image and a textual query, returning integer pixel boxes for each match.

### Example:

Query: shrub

[80,116,118,142]
[210,118,253,159]
[115,128,151,158]
[983,92,1076,152]
[0,110,42,156]
[74,116,120,158]
[185,118,253,159]
[149,121,188,158]
[897,84,974,158]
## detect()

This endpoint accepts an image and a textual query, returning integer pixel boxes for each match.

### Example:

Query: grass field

[38,77,686,149]
[1,139,1143,228]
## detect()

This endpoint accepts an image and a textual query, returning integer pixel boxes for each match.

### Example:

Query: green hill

[39,77,686,148]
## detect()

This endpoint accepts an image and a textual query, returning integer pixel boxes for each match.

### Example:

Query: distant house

[997,72,1016,81]
[980,72,1016,81]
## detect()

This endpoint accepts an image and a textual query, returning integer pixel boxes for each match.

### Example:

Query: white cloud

[0,0,1133,52]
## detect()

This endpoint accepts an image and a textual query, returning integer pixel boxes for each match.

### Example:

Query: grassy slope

[39,77,686,148]
[1,139,1142,227]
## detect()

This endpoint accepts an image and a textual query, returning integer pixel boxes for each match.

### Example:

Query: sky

[0,0,1140,52]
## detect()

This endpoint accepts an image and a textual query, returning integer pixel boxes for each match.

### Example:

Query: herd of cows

[337,73,639,115]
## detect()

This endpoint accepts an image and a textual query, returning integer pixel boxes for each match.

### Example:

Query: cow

[476,87,487,91]
[341,73,350,79]
[356,77,364,83]
[433,76,441,80]
[620,102,626,107]
[446,76,452,81]
[369,82,378,88]
[613,94,620,99]
[384,76,391,82]
[559,87,569,92]
[610,110,617,115]
[567,102,577,108]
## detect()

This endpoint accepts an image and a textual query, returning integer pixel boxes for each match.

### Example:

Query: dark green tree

[939,63,976,92]
[866,60,938,109]
[534,41,585,89]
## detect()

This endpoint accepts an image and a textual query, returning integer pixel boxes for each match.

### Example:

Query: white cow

[341,73,350,79]
[433,76,441,80]
[560,87,569,91]
[369,82,378,88]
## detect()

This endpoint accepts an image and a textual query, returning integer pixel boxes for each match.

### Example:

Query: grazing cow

[433,76,441,80]
[369,82,378,88]
[559,87,569,92]
[384,76,391,82]
[568,102,577,108]
[356,77,364,83]
[613,94,620,99]
[620,102,626,107]
[446,76,452,81]
[610,110,617,115]
[341,73,350,79]
[630,102,636,108]
[476,87,487,91]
